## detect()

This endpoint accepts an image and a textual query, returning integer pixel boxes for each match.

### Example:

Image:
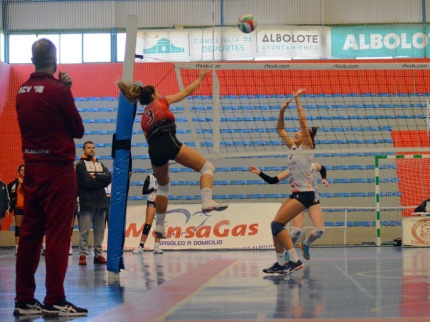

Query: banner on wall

[135,25,331,62]
[102,203,280,251]
[331,24,430,58]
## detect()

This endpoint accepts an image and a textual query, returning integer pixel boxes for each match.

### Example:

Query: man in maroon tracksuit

[14,38,87,317]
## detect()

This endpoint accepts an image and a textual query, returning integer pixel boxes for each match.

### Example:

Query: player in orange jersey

[117,70,228,239]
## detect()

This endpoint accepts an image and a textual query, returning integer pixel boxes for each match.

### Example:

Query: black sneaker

[13,298,44,316]
[282,260,304,275]
[43,300,88,316]
[262,262,286,274]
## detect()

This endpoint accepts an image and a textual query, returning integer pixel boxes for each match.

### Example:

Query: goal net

[376,154,430,245]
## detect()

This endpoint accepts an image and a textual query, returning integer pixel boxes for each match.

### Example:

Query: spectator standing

[0,176,10,245]
[14,38,87,316]
[76,141,111,266]
[8,164,25,254]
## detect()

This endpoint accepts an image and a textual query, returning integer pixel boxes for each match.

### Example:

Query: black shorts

[288,191,316,209]
[147,200,156,208]
[14,208,24,216]
[148,131,183,167]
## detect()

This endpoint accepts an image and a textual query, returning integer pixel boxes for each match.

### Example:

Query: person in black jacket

[76,141,111,266]
[8,164,25,254]
[0,177,11,238]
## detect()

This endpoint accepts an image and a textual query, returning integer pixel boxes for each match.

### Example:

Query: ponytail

[310,127,318,148]
[116,81,156,106]
[117,81,140,103]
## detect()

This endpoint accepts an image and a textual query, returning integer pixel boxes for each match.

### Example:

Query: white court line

[332,263,375,298]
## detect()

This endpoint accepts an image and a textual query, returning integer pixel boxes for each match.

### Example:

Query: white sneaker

[69,245,73,255]
[132,246,144,254]
[154,224,167,239]
[153,248,163,254]
[202,200,228,213]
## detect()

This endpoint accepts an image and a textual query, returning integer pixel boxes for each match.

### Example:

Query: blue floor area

[1,247,430,321]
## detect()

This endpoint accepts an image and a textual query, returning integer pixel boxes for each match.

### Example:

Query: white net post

[212,69,221,159]
[427,99,430,138]
[108,14,138,283]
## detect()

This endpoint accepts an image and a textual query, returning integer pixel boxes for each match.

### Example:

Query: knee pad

[290,227,304,244]
[271,221,285,236]
[157,183,170,197]
[312,227,325,239]
[143,224,152,236]
[15,226,20,237]
[199,162,215,176]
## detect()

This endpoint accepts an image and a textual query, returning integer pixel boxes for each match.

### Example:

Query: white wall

[5,0,429,31]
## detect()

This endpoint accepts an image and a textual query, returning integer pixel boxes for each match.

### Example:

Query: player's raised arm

[294,88,313,150]
[166,69,209,104]
[276,98,294,148]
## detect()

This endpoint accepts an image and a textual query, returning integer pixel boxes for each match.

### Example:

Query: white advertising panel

[189,28,257,61]
[135,26,331,62]
[402,216,430,247]
[103,203,280,251]
[255,25,331,60]
[135,31,190,62]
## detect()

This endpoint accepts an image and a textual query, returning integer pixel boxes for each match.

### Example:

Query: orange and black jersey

[140,97,175,135]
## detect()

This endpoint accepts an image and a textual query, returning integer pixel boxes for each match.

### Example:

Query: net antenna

[427,99,430,137]
[107,15,138,281]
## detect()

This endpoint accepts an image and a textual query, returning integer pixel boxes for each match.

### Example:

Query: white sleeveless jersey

[147,174,158,202]
[310,163,320,201]
[287,145,314,193]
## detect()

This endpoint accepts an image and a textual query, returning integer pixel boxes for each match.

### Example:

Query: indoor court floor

[1,247,430,322]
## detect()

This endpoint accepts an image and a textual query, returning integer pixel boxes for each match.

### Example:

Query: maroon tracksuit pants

[15,162,76,304]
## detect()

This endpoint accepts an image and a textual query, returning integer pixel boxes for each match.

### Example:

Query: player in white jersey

[263,88,318,275]
[132,173,163,254]
[250,162,329,262]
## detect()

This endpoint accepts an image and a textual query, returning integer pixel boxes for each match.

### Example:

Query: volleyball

[238,14,256,33]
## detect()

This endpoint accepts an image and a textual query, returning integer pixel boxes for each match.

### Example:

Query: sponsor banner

[402,217,430,247]
[255,26,331,60]
[136,26,330,62]
[189,28,257,61]
[332,25,430,58]
[102,203,280,251]
[136,31,190,62]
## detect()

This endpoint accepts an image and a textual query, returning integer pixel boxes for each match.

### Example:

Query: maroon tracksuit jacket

[15,72,84,304]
